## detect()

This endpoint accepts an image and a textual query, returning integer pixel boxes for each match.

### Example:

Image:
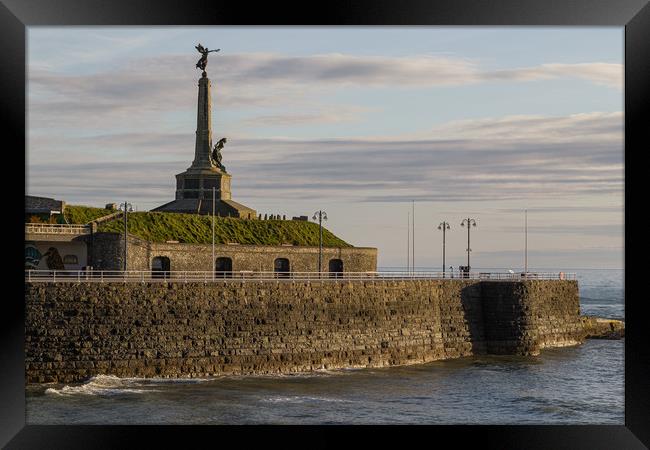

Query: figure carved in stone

[195,44,220,73]
[211,137,227,172]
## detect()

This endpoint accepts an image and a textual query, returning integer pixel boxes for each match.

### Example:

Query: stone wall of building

[25,279,583,384]
[25,240,87,271]
[88,233,377,273]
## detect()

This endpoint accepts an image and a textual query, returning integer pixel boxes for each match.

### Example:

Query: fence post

[77,271,81,283]
[28,270,31,282]
[53,271,56,283]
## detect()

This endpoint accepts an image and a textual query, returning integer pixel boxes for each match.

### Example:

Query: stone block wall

[88,233,377,273]
[24,280,582,384]
[481,281,582,355]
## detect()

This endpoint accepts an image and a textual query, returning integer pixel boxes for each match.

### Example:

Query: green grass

[64,205,115,224]
[97,211,352,247]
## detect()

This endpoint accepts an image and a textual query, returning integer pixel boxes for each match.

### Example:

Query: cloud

[27,111,623,207]
[28,52,622,132]
[481,63,622,89]
[236,105,376,128]
[207,53,622,89]
[497,223,622,236]
[417,111,624,144]
[495,206,622,214]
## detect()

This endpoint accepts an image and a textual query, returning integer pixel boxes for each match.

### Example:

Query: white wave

[42,374,212,396]
[262,395,353,404]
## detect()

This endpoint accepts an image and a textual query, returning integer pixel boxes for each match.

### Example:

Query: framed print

[2,0,648,448]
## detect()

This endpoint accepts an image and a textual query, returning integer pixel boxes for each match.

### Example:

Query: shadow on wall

[460,283,488,355]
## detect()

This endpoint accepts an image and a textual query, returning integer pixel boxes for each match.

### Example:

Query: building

[25,195,66,223]
[90,232,377,275]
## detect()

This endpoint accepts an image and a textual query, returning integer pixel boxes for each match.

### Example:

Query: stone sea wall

[25,280,583,384]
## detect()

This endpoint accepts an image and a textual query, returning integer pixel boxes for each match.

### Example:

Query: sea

[26,268,624,425]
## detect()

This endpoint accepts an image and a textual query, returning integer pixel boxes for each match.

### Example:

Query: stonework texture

[25,280,583,384]
[88,232,377,273]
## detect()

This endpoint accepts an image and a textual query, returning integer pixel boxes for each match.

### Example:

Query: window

[63,254,78,265]
[329,259,343,278]
[215,257,233,278]
[274,258,290,278]
[203,178,218,189]
[184,178,199,189]
[152,256,171,278]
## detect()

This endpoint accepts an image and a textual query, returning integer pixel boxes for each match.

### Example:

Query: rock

[581,316,625,339]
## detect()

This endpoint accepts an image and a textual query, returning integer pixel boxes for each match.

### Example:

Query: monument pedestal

[175,167,231,201]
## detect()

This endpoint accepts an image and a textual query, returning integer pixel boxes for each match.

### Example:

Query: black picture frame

[2,0,647,448]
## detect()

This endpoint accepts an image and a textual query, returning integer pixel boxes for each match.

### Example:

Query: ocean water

[26,268,624,425]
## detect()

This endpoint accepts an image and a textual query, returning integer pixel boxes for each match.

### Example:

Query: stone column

[191,74,213,169]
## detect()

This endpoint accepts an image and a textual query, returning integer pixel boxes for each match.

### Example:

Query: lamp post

[524,208,528,276]
[119,201,133,272]
[460,217,477,274]
[212,186,215,280]
[437,221,450,276]
[407,212,410,274]
[412,200,415,274]
[312,210,327,276]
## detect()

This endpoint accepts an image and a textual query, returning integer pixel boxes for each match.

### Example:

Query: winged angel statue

[195,43,220,72]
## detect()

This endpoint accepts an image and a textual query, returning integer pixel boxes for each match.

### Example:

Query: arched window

[215,257,233,278]
[152,256,171,279]
[329,259,343,278]
[274,258,290,278]
[63,254,78,265]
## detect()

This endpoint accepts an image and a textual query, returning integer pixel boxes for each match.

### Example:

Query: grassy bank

[64,205,115,224]
[98,211,352,247]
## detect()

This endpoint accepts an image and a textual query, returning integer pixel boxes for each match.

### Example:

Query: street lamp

[524,208,528,276]
[460,217,477,275]
[212,186,216,280]
[312,210,328,276]
[118,201,133,272]
[437,221,451,276]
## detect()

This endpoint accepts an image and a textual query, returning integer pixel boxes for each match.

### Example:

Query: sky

[26,27,624,269]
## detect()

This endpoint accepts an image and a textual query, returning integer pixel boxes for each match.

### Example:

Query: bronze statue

[43,247,65,270]
[195,43,220,73]
[211,137,227,172]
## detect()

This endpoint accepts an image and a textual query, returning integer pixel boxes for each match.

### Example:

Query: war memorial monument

[153,44,256,218]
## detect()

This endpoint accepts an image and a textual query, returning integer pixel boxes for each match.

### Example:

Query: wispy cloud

[28,53,623,131]
[236,105,376,128]
[27,110,623,207]
[497,223,622,236]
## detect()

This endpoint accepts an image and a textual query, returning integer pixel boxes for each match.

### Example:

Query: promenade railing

[25,223,91,235]
[25,270,577,283]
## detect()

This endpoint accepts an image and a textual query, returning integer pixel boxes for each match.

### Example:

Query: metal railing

[25,223,91,235]
[25,270,577,283]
